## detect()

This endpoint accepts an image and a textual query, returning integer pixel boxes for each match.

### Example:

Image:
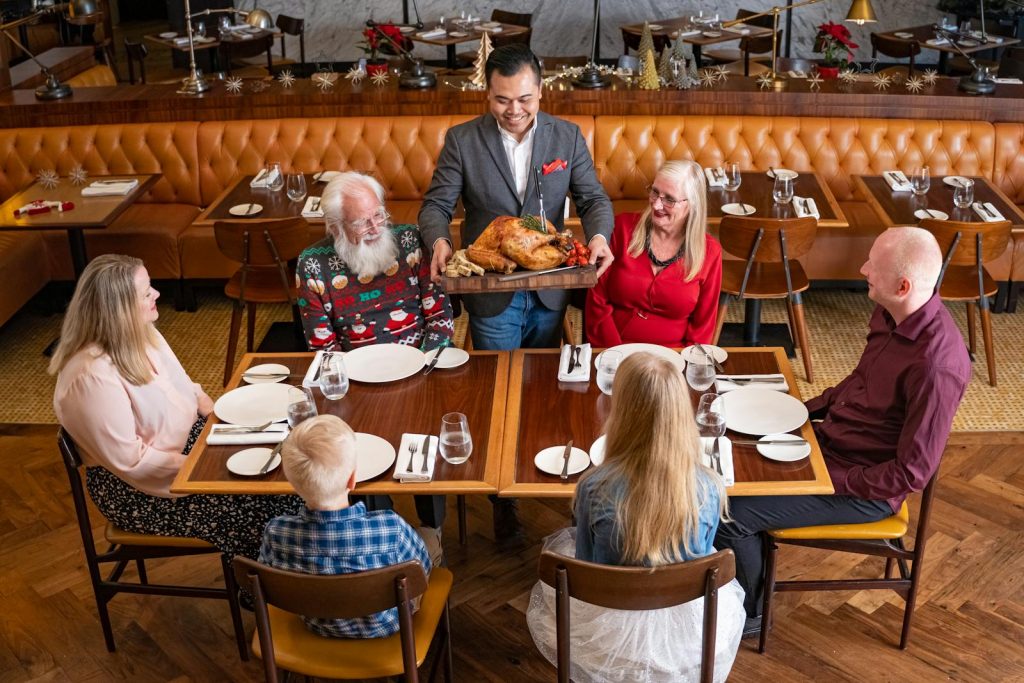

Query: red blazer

[586,213,722,347]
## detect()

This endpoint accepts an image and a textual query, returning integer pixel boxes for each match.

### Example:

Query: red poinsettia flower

[815,21,859,66]
[359,22,409,60]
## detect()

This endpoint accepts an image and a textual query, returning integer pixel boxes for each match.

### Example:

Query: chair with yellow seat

[759,473,940,653]
[57,428,248,659]
[233,557,454,683]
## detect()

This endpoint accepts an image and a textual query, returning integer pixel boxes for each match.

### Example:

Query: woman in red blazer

[586,160,722,347]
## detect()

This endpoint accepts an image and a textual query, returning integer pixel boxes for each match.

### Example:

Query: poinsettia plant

[359,22,405,61]
[814,21,858,66]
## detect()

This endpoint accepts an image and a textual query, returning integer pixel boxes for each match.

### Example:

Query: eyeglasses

[647,185,684,209]
[347,208,391,233]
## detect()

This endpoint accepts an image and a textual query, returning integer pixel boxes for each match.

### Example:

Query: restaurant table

[194,173,325,227]
[171,351,510,496]
[409,23,529,69]
[0,174,160,278]
[854,174,1024,229]
[619,17,772,66]
[498,347,833,498]
[882,24,1019,74]
[144,28,278,73]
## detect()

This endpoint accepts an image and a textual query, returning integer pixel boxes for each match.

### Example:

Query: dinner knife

[566,343,578,374]
[420,434,431,474]
[498,265,578,282]
[423,345,444,375]
[695,343,725,373]
[733,438,809,446]
[560,440,574,480]
[259,441,284,474]
[711,437,723,476]
[719,375,785,384]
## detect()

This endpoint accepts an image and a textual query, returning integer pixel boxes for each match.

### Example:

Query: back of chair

[124,37,148,84]
[275,14,305,65]
[998,46,1024,78]
[718,215,818,263]
[621,29,671,56]
[742,29,780,56]
[221,33,275,74]
[737,8,774,29]
[214,217,310,268]
[919,218,1012,268]
[489,10,532,49]
[57,428,106,575]
[871,33,920,76]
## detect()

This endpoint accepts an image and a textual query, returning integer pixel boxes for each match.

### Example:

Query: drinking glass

[952,177,974,209]
[318,353,348,401]
[266,162,284,191]
[772,175,794,205]
[218,15,231,34]
[724,162,742,191]
[286,173,307,203]
[596,350,621,396]
[193,21,206,39]
[686,355,716,392]
[696,393,727,440]
[439,412,473,464]
[911,167,931,197]
[287,386,318,428]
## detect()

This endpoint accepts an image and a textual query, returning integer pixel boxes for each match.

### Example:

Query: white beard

[333,228,399,278]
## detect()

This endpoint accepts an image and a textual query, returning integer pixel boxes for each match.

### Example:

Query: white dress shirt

[498,118,537,205]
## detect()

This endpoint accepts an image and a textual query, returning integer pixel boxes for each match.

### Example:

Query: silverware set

[974,202,998,220]
[215,420,274,434]
[565,344,582,373]
[694,343,725,373]
[709,437,723,476]
[405,435,433,474]
[423,345,444,375]
[733,438,808,446]
[719,376,785,385]
[242,371,291,379]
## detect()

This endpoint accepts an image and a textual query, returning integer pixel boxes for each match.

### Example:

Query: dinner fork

[215,420,273,433]
[406,440,418,473]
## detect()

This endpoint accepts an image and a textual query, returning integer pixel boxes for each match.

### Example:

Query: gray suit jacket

[419,111,613,317]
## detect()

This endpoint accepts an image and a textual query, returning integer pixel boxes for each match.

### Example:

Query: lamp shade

[845,0,877,25]
[245,8,273,29]
[68,0,99,17]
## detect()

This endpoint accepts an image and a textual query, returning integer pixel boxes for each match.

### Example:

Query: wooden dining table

[619,16,772,66]
[854,174,1024,229]
[194,173,326,227]
[707,170,847,228]
[409,23,530,69]
[881,24,1019,74]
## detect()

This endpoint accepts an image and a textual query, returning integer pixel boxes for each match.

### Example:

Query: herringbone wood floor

[2,425,1022,682]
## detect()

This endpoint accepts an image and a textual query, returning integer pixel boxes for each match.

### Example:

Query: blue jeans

[469,290,564,351]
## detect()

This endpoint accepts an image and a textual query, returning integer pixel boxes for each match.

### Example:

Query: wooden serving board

[442,265,598,294]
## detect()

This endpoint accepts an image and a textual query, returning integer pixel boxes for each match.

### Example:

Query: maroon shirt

[806,293,970,511]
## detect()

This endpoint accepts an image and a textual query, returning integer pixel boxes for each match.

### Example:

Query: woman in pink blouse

[51,254,299,560]
[586,160,722,348]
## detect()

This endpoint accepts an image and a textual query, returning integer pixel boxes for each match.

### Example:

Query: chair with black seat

[123,38,148,84]
[919,217,1011,386]
[871,32,921,78]
[759,470,941,652]
[219,32,275,77]
[712,215,817,382]
[275,14,305,67]
[537,548,737,683]
[997,45,1024,79]
[234,557,454,683]
[215,216,310,385]
[58,428,248,659]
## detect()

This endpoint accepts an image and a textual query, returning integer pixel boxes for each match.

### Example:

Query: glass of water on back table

[439,412,472,464]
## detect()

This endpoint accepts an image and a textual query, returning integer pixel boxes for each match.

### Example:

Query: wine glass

[193,21,206,39]
[911,167,931,197]
[952,177,974,209]
[265,162,284,191]
[685,355,716,392]
[286,386,318,428]
[318,353,348,400]
[286,173,307,203]
[218,14,231,35]
[596,350,621,396]
[439,412,472,464]
[724,162,742,191]
[772,175,794,205]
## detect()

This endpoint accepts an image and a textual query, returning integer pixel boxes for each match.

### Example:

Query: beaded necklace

[645,232,685,268]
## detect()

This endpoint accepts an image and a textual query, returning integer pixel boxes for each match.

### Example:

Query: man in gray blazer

[420,44,614,351]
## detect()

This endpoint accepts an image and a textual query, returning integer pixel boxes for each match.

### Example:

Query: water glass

[686,356,716,392]
[724,162,742,191]
[287,386,318,428]
[911,167,931,197]
[286,173,308,203]
[318,353,348,401]
[193,21,206,39]
[266,162,284,191]
[772,175,794,205]
[596,350,621,396]
[696,393,727,439]
[218,15,231,34]
[439,412,473,464]
[952,178,974,209]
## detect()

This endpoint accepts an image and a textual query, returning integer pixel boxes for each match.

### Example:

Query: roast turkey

[466,215,574,274]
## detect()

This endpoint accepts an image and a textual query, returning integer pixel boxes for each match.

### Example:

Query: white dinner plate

[767,168,799,180]
[434,346,470,369]
[681,344,729,364]
[702,31,722,38]
[721,203,756,216]
[354,432,396,482]
[756,433,811,462]
[482,21,501,28]
[313,171,341,183]
[229,203,262,217]
[722,387,808,435]
[893,31,914,39]
[449,31,468,37]
[595,343,687,371]
[943,175,971,188]
[159,31,177,39]
[227,447,281,476]
[648,24,664,30]
[535,446,590,476]
[214,382,293,426]
[914,209,949,221]
[589,435,606,466]
[399,26,415,33]
[344,343,425,383]
[242,363,290,384]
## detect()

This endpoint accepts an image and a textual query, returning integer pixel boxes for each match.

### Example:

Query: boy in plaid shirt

[259,415,442,638]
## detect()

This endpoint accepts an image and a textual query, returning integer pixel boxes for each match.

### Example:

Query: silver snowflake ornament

[699,69,718,88]
[69,164,89,186]
[224,76,243,94]
[905,75,925,93]
[313,72,337,91]
[922,69,938,84]
[370,70,389,87]
[344,66,365,84]
[756,72,774,90]
[806,71,824,91]
[277,69,296,88]
[36,169,59,189]
[872,72,893,91]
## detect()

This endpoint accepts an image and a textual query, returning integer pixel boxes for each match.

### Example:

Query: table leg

[68,228,89,279]
[693,44,703,67]
[939,51,948,74]
[447,44,456,70]
[743,299,762,345]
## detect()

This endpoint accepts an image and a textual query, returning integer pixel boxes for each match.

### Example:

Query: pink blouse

[53,331,203,498]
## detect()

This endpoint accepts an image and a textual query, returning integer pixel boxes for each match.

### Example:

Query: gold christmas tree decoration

[371,70,390,86]
[757,72,775,90]
[806,71,824,91]
[905,75,925,93]
[224,76,243,94]
[467,31,493,90]
[922,69,938,84]
[69,164,88,186]
[36,169,59,189]
[277,69,296,88]
[638,22,656,63]
[872,72,893,90]
[638,49,660,90]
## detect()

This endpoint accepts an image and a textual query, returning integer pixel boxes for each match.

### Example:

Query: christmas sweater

[296,225,455,352]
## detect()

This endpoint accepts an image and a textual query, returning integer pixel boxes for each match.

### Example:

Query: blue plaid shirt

[259,502,432,639]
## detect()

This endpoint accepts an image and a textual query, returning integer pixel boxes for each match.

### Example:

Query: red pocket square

[542,159,568,175]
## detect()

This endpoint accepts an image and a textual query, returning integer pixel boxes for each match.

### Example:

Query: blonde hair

[47,254,158,385]
[627,159,709,281]
[576,352,726,565]
[281,415,357,508]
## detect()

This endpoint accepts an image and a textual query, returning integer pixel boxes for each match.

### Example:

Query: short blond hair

[281,415,357,507]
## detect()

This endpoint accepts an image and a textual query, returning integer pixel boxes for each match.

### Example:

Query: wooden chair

[920,217,1012,386]
[219,33,274,77]
[712,215,817,382]
[760,471,941,652]
[275,14,305,66]
[621,28,671,57]
[214,217,310,385]
[233,557,454,683]
[57,428,248,659]
[123,37,148,84]
[537,549,737,683]
[871,33,920,78]
[455,10,532,66]
[713,31,783,76]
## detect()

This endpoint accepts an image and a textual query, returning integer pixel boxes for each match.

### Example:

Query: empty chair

[275,14,305,66]
[870,32,921,77]
[709,31,783,76]
[219,32,275,77]
[123,37,148,84]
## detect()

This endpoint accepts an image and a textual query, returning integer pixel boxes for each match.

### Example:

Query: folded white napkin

[301,195,324,218]
[792,196,820,219]
[973,201,1006,222]
[993,77,1023,84]
[715,373,789,393]
[729,23,751,35]
[788,70,808,78]
[883,170,913,192]
[926,37,950,46]
[301,349,327,388]
[207,423,289,445]
[704,167,727,188]
[236,33,254,40]
[475,25,502,33]
[701,436,734,486]
[173,36,190,46]
[558,343,592,383]
[81,179,139,196]
[418,28,446,39]
[227,23,249,31]
[394,434,438,482]
[249,168,281,188]
[673,29,701,38]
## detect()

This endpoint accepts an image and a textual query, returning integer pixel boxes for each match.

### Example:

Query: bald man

[715,227,971,636]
